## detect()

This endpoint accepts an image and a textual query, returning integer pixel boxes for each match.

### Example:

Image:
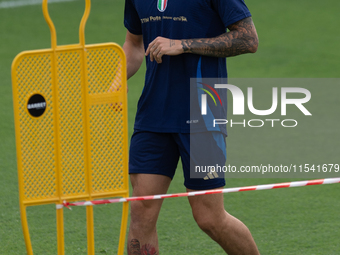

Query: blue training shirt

[124,0,251,134]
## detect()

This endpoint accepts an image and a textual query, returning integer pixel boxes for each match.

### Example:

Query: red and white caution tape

[58,177,340,209]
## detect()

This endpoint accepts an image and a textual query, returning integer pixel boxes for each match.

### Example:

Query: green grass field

[1,0,339,254]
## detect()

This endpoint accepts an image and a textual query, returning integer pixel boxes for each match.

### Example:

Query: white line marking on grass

[0,0,77,9]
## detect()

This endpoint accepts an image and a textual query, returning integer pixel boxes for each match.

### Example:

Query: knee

[192,210,220,235]
[130,200,159,230]
[191,205,229,237]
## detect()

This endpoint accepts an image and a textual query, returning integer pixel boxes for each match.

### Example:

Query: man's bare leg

[127,174,172,255]
[188,188,260,255]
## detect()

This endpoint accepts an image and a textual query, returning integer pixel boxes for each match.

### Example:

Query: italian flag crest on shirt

[157,0,168,12]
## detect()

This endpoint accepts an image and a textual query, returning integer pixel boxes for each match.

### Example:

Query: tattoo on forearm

[181,17,258,58]
[170,39,175,47]
[128,239,158,255]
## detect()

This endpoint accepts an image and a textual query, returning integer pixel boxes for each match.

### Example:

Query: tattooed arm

[181,17,258,57]
[145,17,258,63]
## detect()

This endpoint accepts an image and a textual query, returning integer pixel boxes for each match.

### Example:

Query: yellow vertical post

[42,1,65,254]
[118,202,129,255]
[79,0,96,254]
[56,208,65,255]
[86,206,95,254]
[20,205,33,255]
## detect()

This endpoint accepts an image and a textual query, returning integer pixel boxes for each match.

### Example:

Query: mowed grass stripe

[0,0,77,9]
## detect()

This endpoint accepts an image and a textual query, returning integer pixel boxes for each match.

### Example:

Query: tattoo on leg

[128,239,141,255]
[141,244,158,255]
[128,239,158,255]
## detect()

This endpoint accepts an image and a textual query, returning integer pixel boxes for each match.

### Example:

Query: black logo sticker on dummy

[27,94,47,117]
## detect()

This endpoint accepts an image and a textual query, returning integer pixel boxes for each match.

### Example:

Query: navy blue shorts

[129,131,226,190]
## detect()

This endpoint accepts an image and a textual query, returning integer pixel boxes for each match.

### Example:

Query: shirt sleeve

[211,0,252,28]
[124,0,142,35]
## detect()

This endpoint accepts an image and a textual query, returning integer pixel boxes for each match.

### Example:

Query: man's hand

[145,37,183,64]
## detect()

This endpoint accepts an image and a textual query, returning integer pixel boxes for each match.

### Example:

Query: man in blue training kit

[123,0,259,254]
